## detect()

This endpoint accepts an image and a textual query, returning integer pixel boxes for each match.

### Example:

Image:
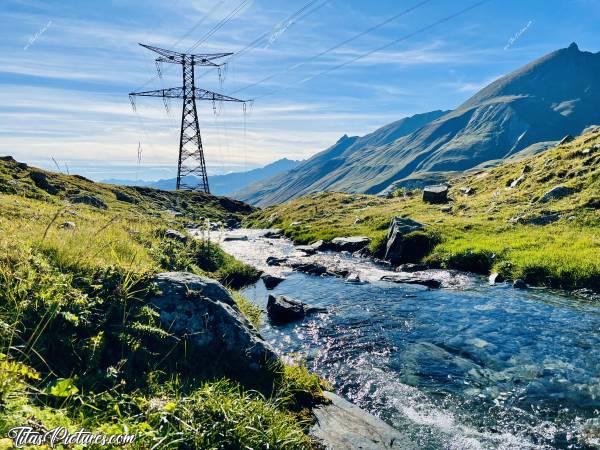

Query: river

[217,229,600,450]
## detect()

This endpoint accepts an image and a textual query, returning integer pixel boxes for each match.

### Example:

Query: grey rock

[149,272,278,392]
[69,194,108,209]
[440,205,453,213]
[296,245,317,255]
[267,295,326,324]
[422,184,449,204]
[164,228,188,243]
[59,221,76,230]
[310,391,417,449]
[309,239,326,251]
[459,186,475,196]
[396,263,428,273]
[291,262,329,276]
[114,190,138,204]
[30,171,61,195]
[522,212,561,225]
[263,229,283,238]
[261,274,285,290]
[290,221,302,227]
[383,217,424,265]
[539,185,576,203]
[380,274,441,289]
[488,272,505,285]
[266,256,288,266]
[330,236,371,252]
[346,273,362,283]
[513,279,528,289]
[223,235,248,241]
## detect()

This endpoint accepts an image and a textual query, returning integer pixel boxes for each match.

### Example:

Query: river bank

[218,228,600,449]
[245,129,600,293]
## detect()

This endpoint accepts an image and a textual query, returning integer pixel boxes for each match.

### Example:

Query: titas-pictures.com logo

[5,426,136,448]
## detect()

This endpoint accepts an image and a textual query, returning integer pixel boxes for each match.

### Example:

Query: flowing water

[216,229,600,449]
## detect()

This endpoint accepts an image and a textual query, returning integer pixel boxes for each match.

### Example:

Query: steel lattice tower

[130,44,246,193]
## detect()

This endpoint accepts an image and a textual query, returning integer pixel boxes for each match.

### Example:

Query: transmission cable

[252,0,489,100]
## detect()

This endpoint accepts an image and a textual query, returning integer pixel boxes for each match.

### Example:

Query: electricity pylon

[129,44,247,193]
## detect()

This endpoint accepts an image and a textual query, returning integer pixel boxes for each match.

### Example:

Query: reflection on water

[216,229,600,449]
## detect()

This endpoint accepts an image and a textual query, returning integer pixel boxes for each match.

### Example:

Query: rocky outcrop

[261,274,285,290]
[164,228,188,243]
[267,295,326,324]
[422,185,449,204]
[30,171,61,195]
[396,263,428,273]
[383,217,424,265]
[223,235,248,241]
[310,391,418,449]
[148,272,279,392]
[69,194,108,209]
[329,236,371,253]
[539,185,576,203]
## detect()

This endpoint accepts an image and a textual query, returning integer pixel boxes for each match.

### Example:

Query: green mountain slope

[234,110,449,206]
[240,43,600,206]
[247,128,600,291]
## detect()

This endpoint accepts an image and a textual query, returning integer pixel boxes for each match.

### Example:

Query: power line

[230,0,434,95]
[252,0,489,100]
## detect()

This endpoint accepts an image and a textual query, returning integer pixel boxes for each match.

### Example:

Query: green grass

[246,129,600,291]
[0,165,324,449]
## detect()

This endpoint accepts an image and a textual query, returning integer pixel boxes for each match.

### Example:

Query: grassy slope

[0,159,324,449]
[247,129,600,291]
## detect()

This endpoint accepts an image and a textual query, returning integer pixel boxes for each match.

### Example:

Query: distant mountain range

[236,43,600,206]
[103,158,300,196]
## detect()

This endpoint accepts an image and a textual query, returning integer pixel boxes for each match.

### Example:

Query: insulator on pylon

[129,95,137,112]
[155,61,163,79]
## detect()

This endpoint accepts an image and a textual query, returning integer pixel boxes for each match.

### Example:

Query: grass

[246,128,600,291]
[0,163,325,449]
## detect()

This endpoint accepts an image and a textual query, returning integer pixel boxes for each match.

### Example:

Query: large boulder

[380,274,441,289]
[148,272,279,392]
[267,295,326,324]
[310,392,418,449]
[539,185,576,203]
[330,236,371,253]
[422,185,449,204]
[383,217,425,265]
[164,228,188,243]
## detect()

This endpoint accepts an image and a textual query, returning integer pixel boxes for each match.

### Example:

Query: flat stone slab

[311,392,417,449]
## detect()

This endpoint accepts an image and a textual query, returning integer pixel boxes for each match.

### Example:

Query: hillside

[0,157,324,449]
[240,43,600,206]
[104,157,300,196]
[247,128,600,291]
[235,110,449,205]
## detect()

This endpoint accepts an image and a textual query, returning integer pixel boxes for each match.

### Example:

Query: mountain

[238,43,600,206]
[234,110,449,205]
[103,158,300,196]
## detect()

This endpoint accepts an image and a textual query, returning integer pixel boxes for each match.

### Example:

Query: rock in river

[266,256,288,266]
[380,274,441,289]
[330,236,371,252]
[267,295,326,324]
[310,391,418,449]
[261,274,285,290]
[291,262,329,276]
[149,272,278,392]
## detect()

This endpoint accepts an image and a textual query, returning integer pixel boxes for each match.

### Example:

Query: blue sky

[1,0,599,180]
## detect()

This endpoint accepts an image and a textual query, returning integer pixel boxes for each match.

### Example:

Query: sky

[1,0,599,181]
